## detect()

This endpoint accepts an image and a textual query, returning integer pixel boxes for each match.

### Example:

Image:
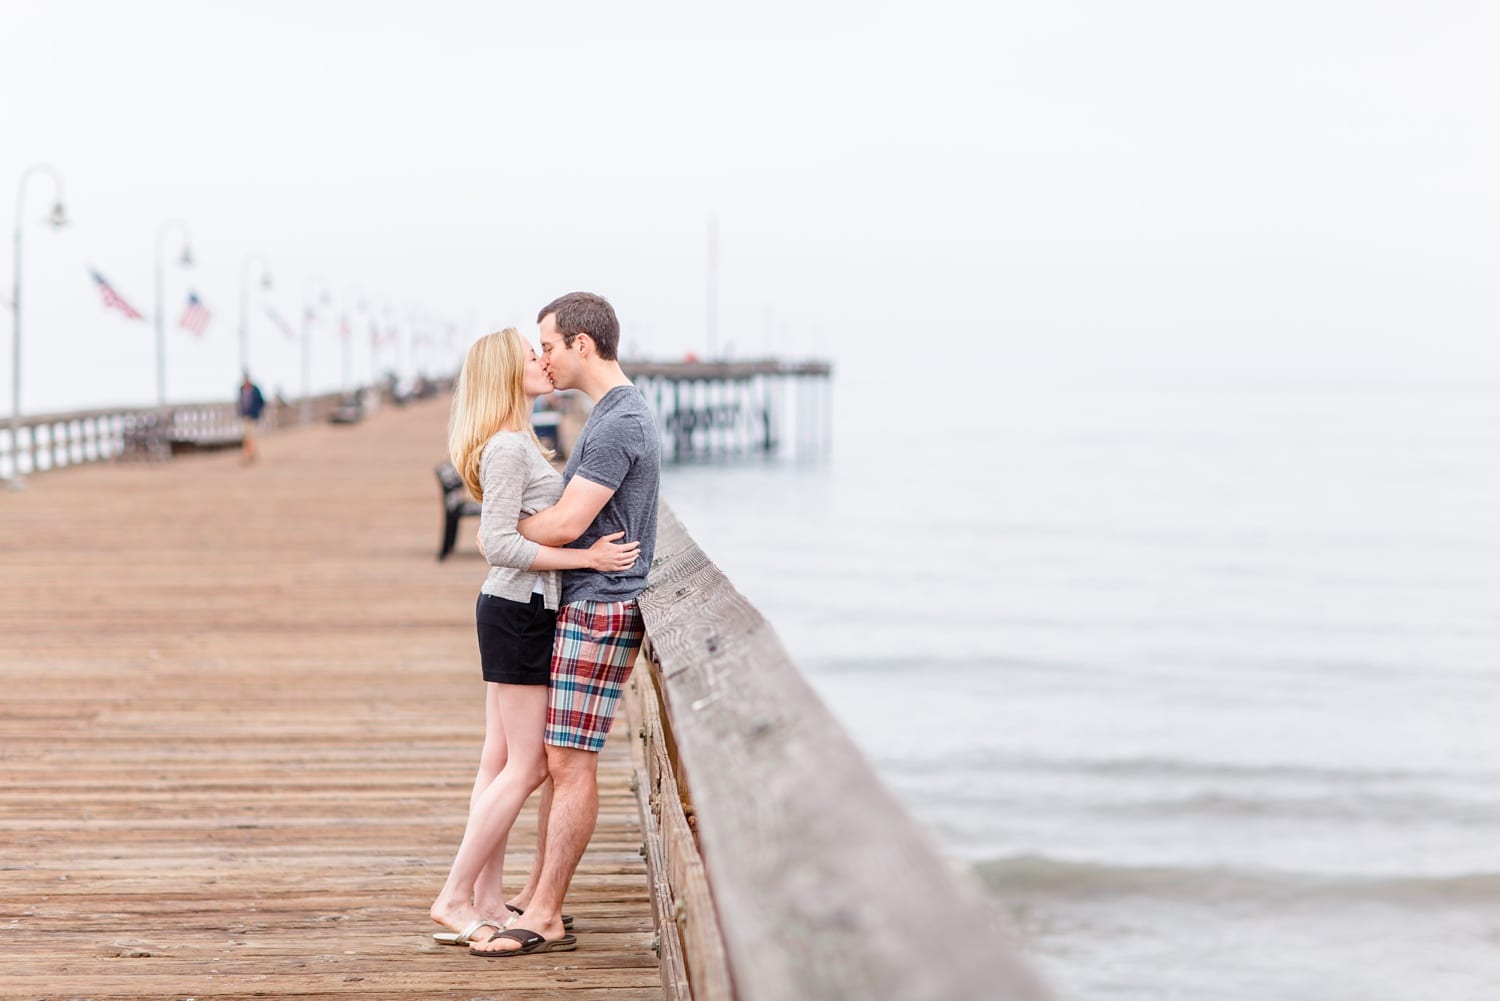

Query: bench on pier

[435,461,480,561]
[168,429,244,455]
[119,414,172,462]
[328,393,364,425]
[118,410,244,461]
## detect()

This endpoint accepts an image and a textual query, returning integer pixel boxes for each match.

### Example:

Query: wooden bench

[435,461,481,560]
[119,413,172,462]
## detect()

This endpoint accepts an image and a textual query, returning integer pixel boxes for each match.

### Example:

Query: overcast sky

[2,1,1497,412]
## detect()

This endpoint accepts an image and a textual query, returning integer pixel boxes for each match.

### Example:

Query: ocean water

[659,372,1500,1001]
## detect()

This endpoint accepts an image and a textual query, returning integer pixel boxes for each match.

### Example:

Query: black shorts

[475,592,556,686]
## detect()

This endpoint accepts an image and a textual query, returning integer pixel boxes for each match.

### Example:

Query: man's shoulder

[599,383,650,412]
[592,388,654,434]
[587,411,656,457]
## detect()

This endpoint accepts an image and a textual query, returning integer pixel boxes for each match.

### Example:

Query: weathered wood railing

[0,391,365,478]
[624,504,1053,1001]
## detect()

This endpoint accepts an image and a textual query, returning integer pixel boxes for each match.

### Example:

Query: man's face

[538,313,577,390]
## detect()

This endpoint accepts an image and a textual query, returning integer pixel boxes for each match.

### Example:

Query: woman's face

[522,343,555,397]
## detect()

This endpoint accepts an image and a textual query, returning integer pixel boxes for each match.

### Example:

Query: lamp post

[341,285,366,395]
[154,220,194,407]
[408,306,429,382]
[706,214,718,359]
[444,322,459,379]
[300,276,329,424]
[238,254,272,379]
[370,303,395,390]
[8,164,68,486]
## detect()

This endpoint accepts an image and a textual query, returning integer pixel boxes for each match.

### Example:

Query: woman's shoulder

[480,430,553,474]
[480,429,530,457]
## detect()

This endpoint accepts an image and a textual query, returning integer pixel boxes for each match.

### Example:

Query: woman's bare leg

[430,683,549,932]
[431,683,508,930]
[467,683,509,905]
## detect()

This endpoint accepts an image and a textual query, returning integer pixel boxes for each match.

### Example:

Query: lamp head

[179,246,195,267]
[46,202,68,229]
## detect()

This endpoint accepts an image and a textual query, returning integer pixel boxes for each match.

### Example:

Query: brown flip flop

[469,927,578,957]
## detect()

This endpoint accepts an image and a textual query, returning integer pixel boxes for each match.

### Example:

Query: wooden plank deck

[0,398,664,1001]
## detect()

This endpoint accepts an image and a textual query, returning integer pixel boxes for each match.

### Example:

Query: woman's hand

[587,531,640,572]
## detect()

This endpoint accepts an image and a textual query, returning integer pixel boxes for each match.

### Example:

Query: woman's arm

[479,438,638,573]
[527,532,639,572]
[476,438,550,571]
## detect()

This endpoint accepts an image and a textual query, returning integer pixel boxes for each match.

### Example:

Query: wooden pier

[620,359,832,463]
[0,397,661,1000]
[1,387,1051,1001]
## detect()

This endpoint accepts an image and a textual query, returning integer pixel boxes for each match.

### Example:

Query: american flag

[339,314,352,340]
[179,291,211,336]
[90,270,144,320]
[264,306,297,340]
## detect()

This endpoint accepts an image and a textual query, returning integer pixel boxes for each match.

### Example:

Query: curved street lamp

[407,306,429,381]
[8,164,69,486]
[341,285,367,395]
[239,254,272,379]
[154,220,194,407]
[301,275,329,424]
[369,302,395,388]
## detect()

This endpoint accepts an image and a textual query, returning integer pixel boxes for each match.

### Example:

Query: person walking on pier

[468,292,660,957]
[236,373,265,464]
[430,327,640,949]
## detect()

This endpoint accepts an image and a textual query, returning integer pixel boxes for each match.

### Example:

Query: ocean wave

[1088,790,1500,825]
[976,854,1500,906]
[878,748,1487,786]
[803,654,1103,677]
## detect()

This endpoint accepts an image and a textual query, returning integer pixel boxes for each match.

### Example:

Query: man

[470,292,660,957]
[236,373,265,463]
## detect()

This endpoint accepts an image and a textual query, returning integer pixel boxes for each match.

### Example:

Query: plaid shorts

[545,600,646,752]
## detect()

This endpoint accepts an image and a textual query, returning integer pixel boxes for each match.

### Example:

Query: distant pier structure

[621,358,832,463]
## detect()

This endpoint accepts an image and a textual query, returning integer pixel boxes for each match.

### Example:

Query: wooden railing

[625,505,1053,1001]
[0,390,373,479]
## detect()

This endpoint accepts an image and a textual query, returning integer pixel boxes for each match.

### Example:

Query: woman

[429,328,637,948]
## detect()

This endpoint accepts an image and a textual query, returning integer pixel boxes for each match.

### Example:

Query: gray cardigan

[477,431,564,610]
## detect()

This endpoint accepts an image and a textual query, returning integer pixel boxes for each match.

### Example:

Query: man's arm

[518,475,616,546]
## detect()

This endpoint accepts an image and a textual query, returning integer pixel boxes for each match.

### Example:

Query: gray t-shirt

[561,385,660,604]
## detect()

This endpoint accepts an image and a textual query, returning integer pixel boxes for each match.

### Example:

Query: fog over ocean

[662,354,1500,1001]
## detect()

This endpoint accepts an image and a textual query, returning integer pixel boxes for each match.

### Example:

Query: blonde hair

[448,328,554,501]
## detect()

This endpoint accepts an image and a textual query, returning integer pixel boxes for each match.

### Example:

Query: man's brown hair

[537,292,621,361]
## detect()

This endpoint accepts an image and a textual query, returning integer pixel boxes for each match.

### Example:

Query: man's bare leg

[501,777,552,912]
